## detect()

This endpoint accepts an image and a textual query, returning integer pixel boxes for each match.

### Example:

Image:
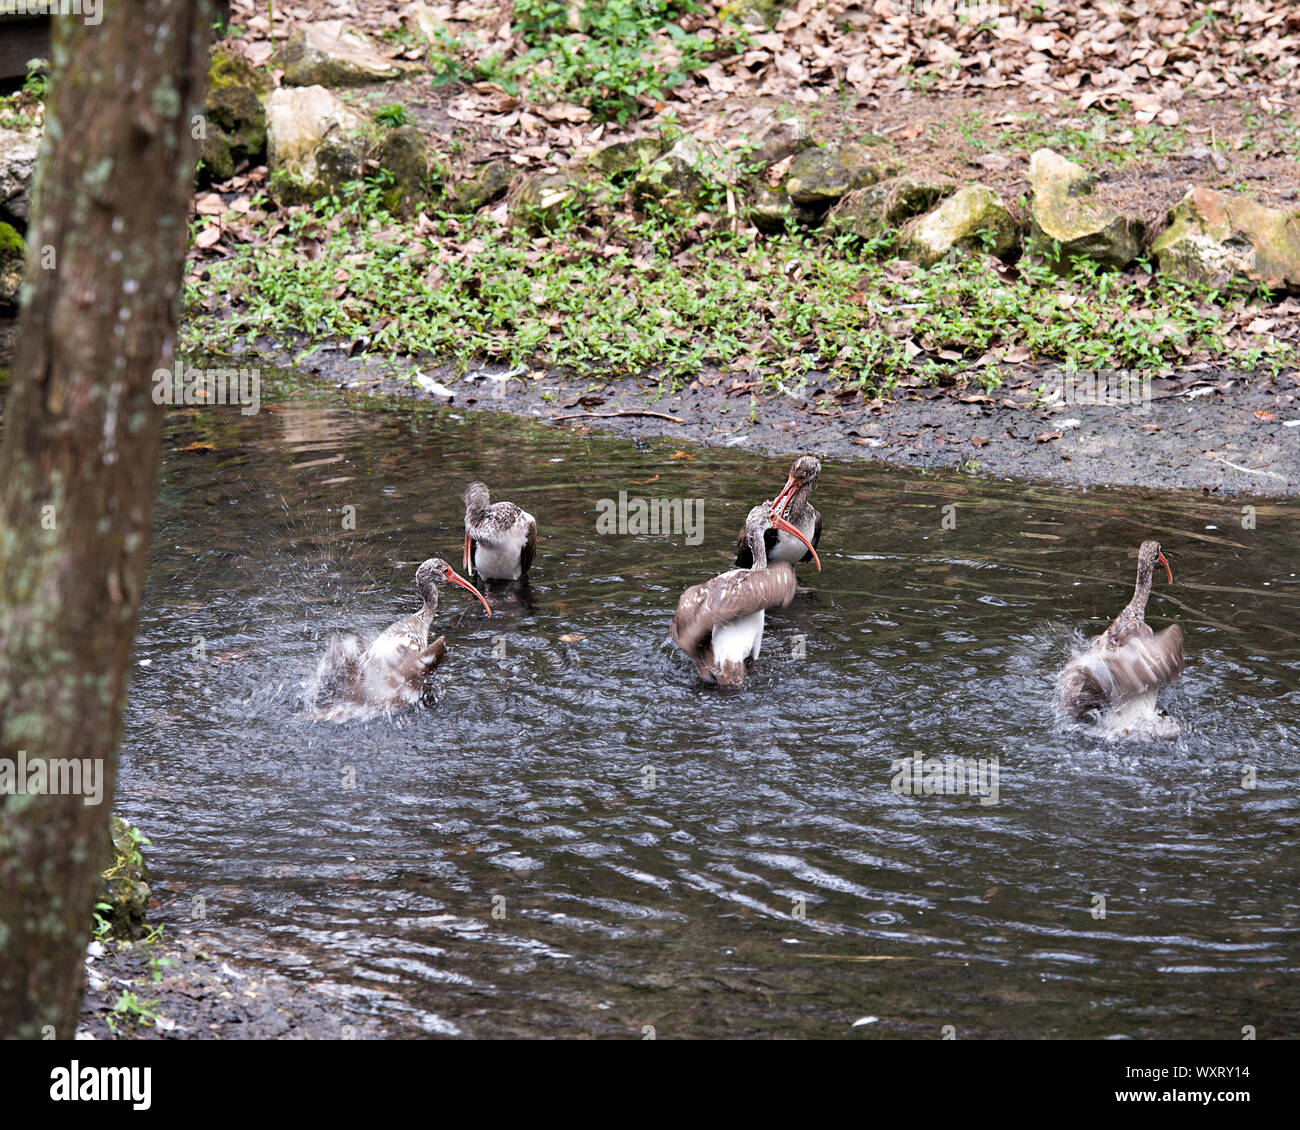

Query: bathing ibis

[672,500,821,686]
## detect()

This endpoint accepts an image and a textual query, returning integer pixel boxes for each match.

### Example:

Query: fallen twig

[552,410,685,424]
[1203,451,1288,481]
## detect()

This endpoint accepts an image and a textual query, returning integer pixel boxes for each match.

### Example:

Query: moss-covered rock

[719,0,792,29]
[283,21,418,87]
[632,136,725,217]
[783,142,891,212]
[99,816,151,941]
[0,220,24,305]
[827,172,958,241]
[1151,187,1300,294]
[446,158,515,213]
[748,184,797,234]
[900,185,1018,266]
[266,85,368,204]
[199,47,270,183]
[1027,148,1143,272]
[373,124,430,216]
[586,137,663,180]
[509,170,591,233]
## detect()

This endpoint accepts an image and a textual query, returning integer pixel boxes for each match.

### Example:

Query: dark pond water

[117,382,1300,1038]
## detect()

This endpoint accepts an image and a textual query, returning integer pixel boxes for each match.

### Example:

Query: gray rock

[1026,148,1143,271]
[446,159,515,213]
[632,136,725,217]
[0,126,40,224]
[0,220,25,305]
[265,86,368,204]
[1152,186,1300,293]
[99,816,151,941]
[783,142,891,211]
[587,137,663,179]
[747,184,797,233]
[374,125,430,216]
[899,185,1018,266]
[283,21,418,87]
[827,172,958,241]
[720,0,793,29]
[199,47,269,183]
[510,170,590,233]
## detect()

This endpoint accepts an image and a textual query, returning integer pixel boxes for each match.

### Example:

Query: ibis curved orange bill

[772,514,820,571]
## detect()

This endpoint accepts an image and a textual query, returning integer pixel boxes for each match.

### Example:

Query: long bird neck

[1109,559,1153,643]
[465,485,492,530]
[784,483,812,521]
[416,585,440,629]
[747,530,769,570]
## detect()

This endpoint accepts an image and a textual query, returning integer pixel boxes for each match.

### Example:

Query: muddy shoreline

[79,923,386,1041]
[236,335,1299,497]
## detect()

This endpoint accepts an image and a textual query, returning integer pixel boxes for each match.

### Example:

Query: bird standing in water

[1058,540,1184,738]
[464,481,537,582]
[672,501,821,687]
[310,558,490,721]
[735,455,822,569]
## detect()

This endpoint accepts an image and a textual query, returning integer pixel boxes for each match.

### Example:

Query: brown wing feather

[519,517,537,577]
[1060,624,1184,717]
[419,636,447,673]
[733,523,753,569]
[671,564,798,657]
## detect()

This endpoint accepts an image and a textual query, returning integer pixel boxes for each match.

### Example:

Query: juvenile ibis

[311,558,490,720]
[735,454,822,569]
[672,500,821,686]
[464,481,537,582]
[1058,540,1184,738]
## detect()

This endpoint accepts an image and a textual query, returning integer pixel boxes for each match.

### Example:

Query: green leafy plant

[374,103,410,129]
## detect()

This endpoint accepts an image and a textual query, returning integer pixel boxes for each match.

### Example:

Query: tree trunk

[0,3,211,1039]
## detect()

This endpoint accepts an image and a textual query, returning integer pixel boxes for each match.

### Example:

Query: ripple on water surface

[119,389,1300,1038]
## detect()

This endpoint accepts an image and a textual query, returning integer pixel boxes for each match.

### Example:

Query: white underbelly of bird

[709,607,765,673]
[473,538,527,581]
[768,520,816,565]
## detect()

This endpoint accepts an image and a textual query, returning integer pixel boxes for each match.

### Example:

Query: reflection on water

[119,384,1300,1039]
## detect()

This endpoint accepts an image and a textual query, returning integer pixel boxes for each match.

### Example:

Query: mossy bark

[0,1,211,1040]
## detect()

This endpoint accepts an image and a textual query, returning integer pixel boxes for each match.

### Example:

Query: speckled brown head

[415,557,492,616]
[1137,540,1173,586]
[743,501,821,571]
[773,455,821,517]
[464,481,491,518]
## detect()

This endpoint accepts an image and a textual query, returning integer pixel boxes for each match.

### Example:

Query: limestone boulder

[632,136,725,217]
[900,185,1018,266]
[1027,148,1142,271]
[446,159,515,213]
[199,47,269,183]
[265,86,368,203]
[0,126,40,224]
[827,172,958,242]
[283,21,418,87]
[1151,187,1300,294]
[374,125,431,216]
[510,170,591,233]
[783,142,889,211]
[0,221,24,306]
